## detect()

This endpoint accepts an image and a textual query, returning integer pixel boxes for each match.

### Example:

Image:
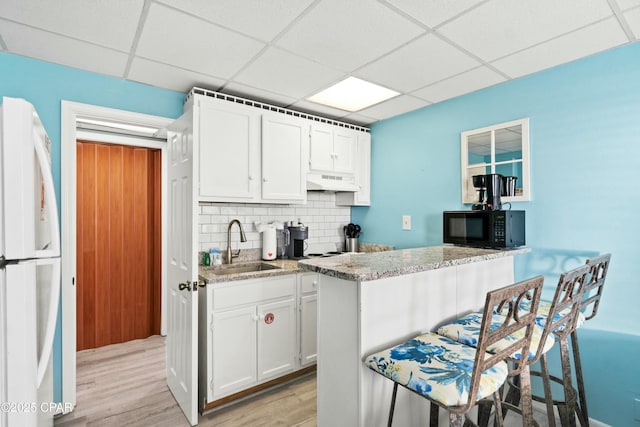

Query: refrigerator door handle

[33,128,60,258]
[36,258,60,388]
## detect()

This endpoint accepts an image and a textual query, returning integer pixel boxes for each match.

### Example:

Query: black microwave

[443,210,525,248]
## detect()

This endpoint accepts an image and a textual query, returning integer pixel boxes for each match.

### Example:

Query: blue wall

[3,41,639,424]
[354,41,640,426]
[0,52,185,402]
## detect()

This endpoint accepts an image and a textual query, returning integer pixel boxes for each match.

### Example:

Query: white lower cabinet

[299,273,318,367]
[211,306,258,397]
[199,272,317,409]
[257,298,296,380]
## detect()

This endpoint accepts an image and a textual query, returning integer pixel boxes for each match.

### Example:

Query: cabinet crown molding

[185,87,370,133]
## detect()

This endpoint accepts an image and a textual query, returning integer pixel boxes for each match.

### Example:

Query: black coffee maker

[472,173,503,211]
[286,221,308,259]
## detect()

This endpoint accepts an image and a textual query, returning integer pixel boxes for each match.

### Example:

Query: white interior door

[166,114,198,426]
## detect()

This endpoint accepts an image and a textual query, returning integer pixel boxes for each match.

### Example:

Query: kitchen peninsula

[298,245,530,427]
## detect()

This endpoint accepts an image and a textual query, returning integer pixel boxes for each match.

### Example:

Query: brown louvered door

[76,141,161,350]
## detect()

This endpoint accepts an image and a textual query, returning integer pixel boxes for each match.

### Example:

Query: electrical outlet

[635,398,640,421]
[402,215,411,230]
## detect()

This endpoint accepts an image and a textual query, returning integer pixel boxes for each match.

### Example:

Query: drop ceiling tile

[438,0,614,61]
[233,47,345,99]
[222,82,298,107]
[157,0,314,41]
[136,3,265,79]
[615,0,640,11]
[289,100,351,120]
[341,112,377,126]
[128,58,225,93]
[383,0,485,28]
[0,0,143,52]
[625,8,640,38]
[491,18,629,78]
[357,95,430,121]
[276,0,425,71]
[357,33,480,92]
[412,66,506,103]
[1,19,127,77]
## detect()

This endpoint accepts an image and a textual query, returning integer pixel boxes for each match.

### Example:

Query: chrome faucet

[226,219,247,264]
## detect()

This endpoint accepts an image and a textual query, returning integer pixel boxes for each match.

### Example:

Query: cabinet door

[197,97,260,202]
[332,128,356,174]
[262,113,308,203]
[300,293,318,367]
[354,132,371,205]
[336,131,371,206]
[211,306,258,398]
[257,298,296,381]
[309,124,334,172]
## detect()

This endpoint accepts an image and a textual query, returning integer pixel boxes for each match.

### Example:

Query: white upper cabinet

[188,90,370,204]
[261,113,308,203]
[197,97,261,203]
[310,123,356,174]
[336,132,371,206]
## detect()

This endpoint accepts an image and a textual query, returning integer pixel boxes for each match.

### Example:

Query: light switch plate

[402,215,411,230]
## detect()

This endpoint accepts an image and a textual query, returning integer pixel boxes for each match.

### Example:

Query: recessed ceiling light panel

[307,76,399,112]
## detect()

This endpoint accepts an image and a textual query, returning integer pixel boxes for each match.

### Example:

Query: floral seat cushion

[365,333,508,407]
[436,311,555,361]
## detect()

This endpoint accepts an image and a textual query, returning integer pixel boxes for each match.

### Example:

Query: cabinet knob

[263,177,267,182]
[248,175,253,181]
[312,281,318,287]
[252,315,259,322]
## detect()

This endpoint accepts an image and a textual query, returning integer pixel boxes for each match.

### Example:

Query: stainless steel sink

[211,262,281,275]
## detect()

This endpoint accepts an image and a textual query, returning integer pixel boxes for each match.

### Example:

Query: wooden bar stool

[364,276,544,427]
[436,264,591,426]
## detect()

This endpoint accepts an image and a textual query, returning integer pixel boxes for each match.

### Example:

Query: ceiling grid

[0,0,637,126]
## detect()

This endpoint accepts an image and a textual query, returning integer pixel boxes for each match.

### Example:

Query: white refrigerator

[0,97,61,427]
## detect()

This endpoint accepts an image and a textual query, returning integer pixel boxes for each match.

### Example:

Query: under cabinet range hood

[306,173,359,192]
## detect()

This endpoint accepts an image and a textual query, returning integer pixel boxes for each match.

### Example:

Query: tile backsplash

[198,192,351,254]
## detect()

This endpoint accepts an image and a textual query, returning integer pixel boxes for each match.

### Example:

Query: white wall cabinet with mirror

[461,118,530,205]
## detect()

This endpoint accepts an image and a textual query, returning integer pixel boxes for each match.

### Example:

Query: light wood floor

[53,335,316,427]
[53,335,563,427]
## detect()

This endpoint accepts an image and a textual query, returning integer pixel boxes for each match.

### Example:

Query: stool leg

[477,399,493,427]
[540,354,557,427]
[388,383,398,427]
[430,403,440,427]
[493,390,505,427]
[519,364,535,426]
[559,338,577,427]
[571,331,589,427]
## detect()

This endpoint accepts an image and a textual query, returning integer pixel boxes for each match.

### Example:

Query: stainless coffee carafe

[276,228,290,259]
[485,173,503,210]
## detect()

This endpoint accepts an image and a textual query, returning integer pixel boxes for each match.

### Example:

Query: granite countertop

[297,245,530,282]
[199,259,302,284]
